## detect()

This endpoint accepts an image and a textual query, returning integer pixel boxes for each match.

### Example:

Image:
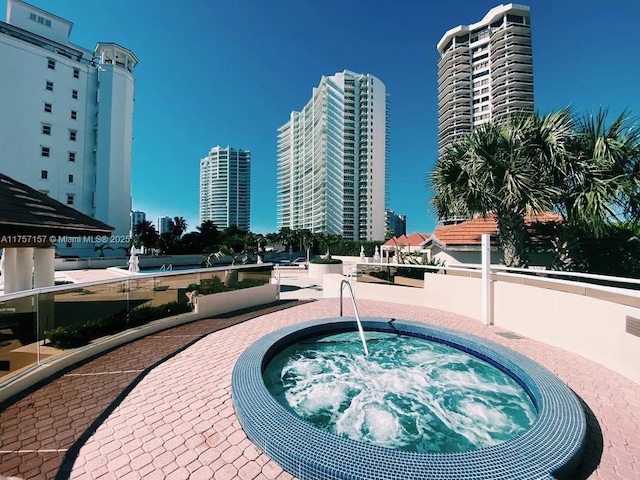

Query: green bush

[310,258,343,265]
[187,276,268,295]
[45,301,191,350]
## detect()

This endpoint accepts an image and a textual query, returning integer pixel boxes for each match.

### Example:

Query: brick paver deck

[1,298,639,479]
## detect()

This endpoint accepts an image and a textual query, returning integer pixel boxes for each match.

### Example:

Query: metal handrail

[339,279,369,356]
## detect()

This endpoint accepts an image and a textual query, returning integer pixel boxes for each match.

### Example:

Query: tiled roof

[0,173,113,238]
[432,212,562,246]
[382,232,430,247]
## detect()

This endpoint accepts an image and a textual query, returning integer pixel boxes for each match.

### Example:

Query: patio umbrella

[128,245,139,274]
[360,245,365,262]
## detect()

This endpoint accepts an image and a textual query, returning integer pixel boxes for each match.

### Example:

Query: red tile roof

[431,212,562,246]
[382,232,429,247]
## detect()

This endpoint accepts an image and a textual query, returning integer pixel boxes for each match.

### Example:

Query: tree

[157,232,178,254]
[317,233,344,259]
[197,221,220,253]
[276,227,295,251]
[546,109,640,272]
[430,110,573,267]
[219,232,251,266]
[558,109,640,233]
[168,216,187,238]
[133,220,159,251]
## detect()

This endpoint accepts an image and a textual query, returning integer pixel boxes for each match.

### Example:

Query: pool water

[263,331,537,453]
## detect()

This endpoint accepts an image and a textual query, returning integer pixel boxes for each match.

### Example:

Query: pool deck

[1,272,639,479]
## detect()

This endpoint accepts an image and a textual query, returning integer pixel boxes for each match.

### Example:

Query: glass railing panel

[132,272,199,317]
[0,293,37,380]
[195,265,273,294]
[0,265,275,383]
[356,264,438,289]
[47,279,132,348]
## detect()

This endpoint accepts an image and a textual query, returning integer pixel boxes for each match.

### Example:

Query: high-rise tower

[436,4,533,155]
[199,146,251,231]
[277,70,389,241]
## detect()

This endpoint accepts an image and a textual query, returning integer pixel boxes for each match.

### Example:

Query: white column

[481,233,492,326]
[33,247,56,288]
[2,247,17,293]
[15,247,34,292]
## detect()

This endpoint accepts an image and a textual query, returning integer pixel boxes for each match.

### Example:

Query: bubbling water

[263,331,537,453]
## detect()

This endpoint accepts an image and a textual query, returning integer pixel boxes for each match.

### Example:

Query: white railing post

[276,265,280,301]
[481,233,492,325]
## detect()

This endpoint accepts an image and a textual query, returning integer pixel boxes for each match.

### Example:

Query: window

[73,68,80,79]
[68,152,76,162]
[46,81,54,91]
[32,13,52,27]
[72,89,78,100]
[66,194,74,205]
[41,170,48,179]
[44,103,52,113]
[47,59,55,70]
[68,174,74,183]
[41,146,50,157]
[71,110,77,120]
[42,124,51,135]
[69,130,77,141]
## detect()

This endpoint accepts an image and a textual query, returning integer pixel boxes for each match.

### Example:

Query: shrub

[310,258,343,265]
[187,276,268,295]
[45,301,191,350]
[45,275,269,350]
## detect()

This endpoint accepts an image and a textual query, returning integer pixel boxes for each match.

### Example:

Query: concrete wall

[308,263,344,279]
[493,279,640,385]
[194,284,277,318]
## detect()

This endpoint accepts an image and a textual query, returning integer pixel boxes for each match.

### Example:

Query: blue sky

[11,0,640,234]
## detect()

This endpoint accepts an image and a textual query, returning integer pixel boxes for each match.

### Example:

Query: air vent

[626,316,640,338]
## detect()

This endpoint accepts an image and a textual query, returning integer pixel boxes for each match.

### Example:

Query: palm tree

[277,227,295,251]
[133,220,159,251]
[196,220,220,252]
[430,110,573,267]
[545,109,640,271]
[560,109,640,233]
[169,216,187,238]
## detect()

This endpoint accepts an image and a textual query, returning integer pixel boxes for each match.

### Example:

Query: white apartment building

[277,70,389,241]
[156,216,172,235]
[437,4,533,155]
[0,0,137,256]
[199,146,251,231]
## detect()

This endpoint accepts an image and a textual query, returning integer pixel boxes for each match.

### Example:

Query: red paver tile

[2,299,639,479]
